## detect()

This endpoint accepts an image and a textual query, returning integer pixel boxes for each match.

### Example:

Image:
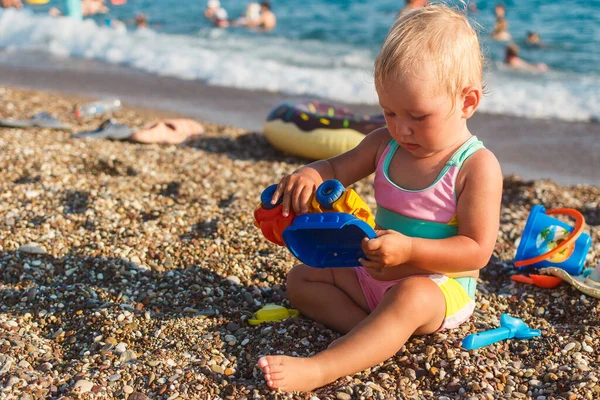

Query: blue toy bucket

[514,205,591,275]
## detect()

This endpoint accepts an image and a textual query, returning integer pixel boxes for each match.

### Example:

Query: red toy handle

[514,208,585,268]
[254,204,296,246]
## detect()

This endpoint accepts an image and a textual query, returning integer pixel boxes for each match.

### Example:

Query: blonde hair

[374,4,483,101]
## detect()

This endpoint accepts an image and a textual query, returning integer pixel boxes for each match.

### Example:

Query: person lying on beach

[1,0,23,9]
[397,0,428,18]
[505,43,547,72]
[257,4,503,393]
[242,1,276,31]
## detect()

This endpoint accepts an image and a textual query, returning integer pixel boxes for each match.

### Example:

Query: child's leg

[258,276,446,392]
[285,264,370,334]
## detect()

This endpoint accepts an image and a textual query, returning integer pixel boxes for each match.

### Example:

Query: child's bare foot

[258,355,328,392]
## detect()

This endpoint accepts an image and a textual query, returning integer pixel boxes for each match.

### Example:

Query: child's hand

[270,173,317,217]
[359,230,412,268]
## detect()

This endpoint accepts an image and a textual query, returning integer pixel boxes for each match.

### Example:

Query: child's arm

[361,149,503,273]
[271,127,390,217]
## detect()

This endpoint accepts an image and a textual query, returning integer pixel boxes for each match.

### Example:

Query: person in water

[257,4,503,393]
[243,1,276,31]
[397,0,428,17]
[0,0,23,9]
[505,43,547,72]
[204,0,220,20]
[232,2,261,27]
[213,7,229,28]
[526,31,543,47]
[491,3,511,41]
[49,0,108,17]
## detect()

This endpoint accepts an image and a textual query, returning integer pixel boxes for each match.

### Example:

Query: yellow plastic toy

[25,0,50,4]
[247,304,300,325]
[310,180,375,228]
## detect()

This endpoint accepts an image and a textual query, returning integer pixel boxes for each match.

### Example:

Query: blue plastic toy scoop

[282,212,377,268]
[462,314,541,350]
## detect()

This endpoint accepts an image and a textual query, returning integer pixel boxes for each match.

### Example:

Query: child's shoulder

[362,126,393,159]
[459,147,502,188]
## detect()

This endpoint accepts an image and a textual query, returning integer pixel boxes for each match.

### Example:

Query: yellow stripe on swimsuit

[429,275,476,330]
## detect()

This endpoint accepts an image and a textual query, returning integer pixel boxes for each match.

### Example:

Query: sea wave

[1,9,598,122]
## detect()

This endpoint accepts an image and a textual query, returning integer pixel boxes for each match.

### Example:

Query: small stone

[74,379,94,393]
[226,322,240,331]
[336,392,351,400]
[544,373,558,382]
[115,342,127,354]
[211,365,224,374]
[128,393,150,400]
[563,342,577,353]
[119,350,137,363]
[18,243,46,254]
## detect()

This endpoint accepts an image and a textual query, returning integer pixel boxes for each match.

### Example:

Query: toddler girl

[258,4,503,392]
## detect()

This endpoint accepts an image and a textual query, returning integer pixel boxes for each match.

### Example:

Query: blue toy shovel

[462,314,541,350]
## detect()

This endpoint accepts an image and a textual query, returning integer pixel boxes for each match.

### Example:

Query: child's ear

[460,86,481,119]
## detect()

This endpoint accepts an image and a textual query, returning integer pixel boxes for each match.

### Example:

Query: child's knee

[385,277,444,310]
[286,264,332,302]
[285,264,312,298]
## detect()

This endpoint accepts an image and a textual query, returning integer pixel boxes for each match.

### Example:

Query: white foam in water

[1,9,598,123]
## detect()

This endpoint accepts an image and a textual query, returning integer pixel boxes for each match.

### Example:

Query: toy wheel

[260,184,282,210]
[316,179,345,209]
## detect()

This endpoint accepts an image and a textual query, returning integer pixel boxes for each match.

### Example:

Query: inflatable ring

[264,101,386,160]
[25,0,49,3]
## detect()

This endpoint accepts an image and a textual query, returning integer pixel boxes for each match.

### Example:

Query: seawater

[0,0,598,122]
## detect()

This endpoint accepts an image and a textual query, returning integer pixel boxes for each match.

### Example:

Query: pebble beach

[1,87,599,400]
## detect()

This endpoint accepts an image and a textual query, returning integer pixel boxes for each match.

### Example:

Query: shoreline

[0,52,598,187]
[1,86,599,399]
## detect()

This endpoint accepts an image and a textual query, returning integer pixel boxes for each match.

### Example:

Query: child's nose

[396,123,412,137]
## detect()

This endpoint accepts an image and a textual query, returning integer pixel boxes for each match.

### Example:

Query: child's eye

[384,111,396,117]
[410,114,428,121]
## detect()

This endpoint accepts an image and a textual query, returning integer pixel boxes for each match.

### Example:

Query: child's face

[377,67,470,158]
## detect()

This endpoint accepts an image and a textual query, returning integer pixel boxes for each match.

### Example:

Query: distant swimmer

[49,0,108,17]
[1,0,23,8]
[232,2,261,27]
[213,7,229,28]
[135,13,148,28]
[397,0,428,18]
[505,43,547,72]
[204,0,220,20]
[491,3,511,41]
[526,31,544,47]
[243,1,276,31]
[82,0,109,16]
